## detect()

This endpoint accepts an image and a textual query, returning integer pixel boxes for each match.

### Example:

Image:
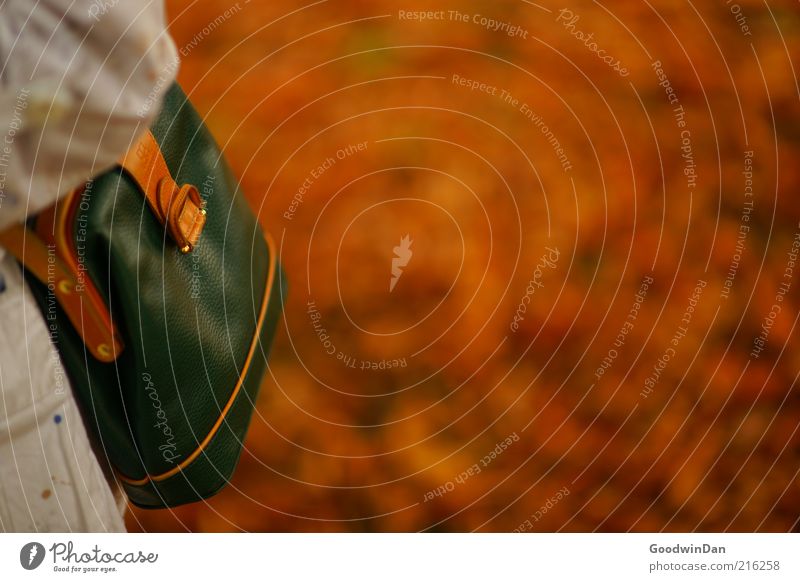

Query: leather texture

[22,84,285,508]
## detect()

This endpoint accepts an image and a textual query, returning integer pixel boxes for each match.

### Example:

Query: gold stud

[97,344,112,359]
[58,280,73,294]
[180,244,191,254]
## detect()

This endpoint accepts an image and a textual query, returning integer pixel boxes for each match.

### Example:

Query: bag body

[4,84,285,508]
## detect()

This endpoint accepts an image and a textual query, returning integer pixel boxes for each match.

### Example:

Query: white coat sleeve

[0,0,179,231]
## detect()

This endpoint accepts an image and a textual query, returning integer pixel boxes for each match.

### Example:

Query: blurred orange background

[129,0,800,532]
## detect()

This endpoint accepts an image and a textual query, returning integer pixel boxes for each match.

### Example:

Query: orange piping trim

[55,187,125,359]
[118,231,277,486]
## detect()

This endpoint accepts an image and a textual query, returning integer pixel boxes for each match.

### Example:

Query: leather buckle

[122,132,208,253]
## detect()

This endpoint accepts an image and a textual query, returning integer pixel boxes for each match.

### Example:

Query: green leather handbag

[0,84,285,508]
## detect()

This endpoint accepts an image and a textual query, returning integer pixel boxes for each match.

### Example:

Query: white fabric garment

[0,1,178,532]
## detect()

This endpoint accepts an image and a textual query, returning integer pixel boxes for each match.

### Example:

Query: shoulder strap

[0,131,206,362]
[0,129,205,363]
[0,218,123,363]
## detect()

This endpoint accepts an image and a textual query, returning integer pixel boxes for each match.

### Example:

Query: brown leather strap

[0,130,206,363]
[0,219,123,363]
[120,131,206,253]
